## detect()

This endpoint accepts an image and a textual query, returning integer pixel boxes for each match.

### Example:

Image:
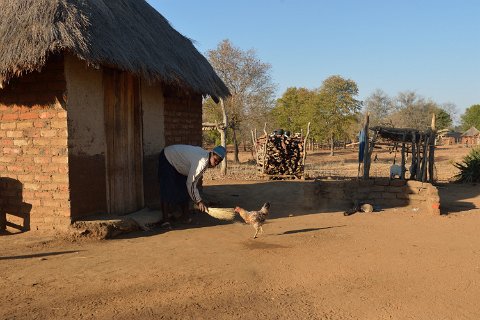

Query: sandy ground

[1,145,480,319]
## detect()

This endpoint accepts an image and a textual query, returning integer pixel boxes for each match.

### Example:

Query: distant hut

[438,130,462,145]
[461,127,480,146]
[0,0,229,231]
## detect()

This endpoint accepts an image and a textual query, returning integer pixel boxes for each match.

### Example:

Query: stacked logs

[256,132,305,177]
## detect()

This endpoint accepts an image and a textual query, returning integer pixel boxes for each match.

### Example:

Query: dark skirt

[158,150,189,205]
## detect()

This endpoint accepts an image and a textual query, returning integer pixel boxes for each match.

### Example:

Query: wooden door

[104,69,144,214]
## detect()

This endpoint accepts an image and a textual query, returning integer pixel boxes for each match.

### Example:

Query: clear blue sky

[147,0,479,114]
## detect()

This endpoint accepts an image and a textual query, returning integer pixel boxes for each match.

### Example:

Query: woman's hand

[197,201,209,213]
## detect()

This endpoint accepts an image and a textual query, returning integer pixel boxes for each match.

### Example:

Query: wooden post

[262,123,268,174]
[301,122,311,179]
[428,113,436,182]
[421,134,428,182]
[251,130,258,163]
[400,134,406,180]
[219,98,228,175]
[363,113,370,179]
[410,131,416,180]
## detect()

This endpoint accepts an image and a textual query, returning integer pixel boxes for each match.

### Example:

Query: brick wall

[303,178,441,215]
[163,85,202,147]
[0,55,70,231]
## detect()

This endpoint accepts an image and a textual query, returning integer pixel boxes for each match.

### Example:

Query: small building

[461,127,480,146]
[0,0,229,231]
[438,131,462,145]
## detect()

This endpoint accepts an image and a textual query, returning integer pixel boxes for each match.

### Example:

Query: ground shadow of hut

[0,177,32,232]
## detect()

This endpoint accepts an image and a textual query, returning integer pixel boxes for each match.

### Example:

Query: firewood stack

[256,132,305,178]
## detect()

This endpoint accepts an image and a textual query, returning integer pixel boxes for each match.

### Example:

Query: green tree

[434,108,453,130]
[270,87,315,134]
[315,75,362,155]
[460,104,480,131]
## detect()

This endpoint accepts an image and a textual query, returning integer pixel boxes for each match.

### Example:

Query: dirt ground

[2,145,480,319]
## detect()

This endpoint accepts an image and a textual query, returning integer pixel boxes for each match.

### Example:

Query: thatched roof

[462,126,480,137]
[0,0,229,99]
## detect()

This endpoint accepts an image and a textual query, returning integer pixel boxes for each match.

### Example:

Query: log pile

[255,133,305,178]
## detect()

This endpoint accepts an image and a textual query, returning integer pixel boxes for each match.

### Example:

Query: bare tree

[207,39,276,163]
[364,89,395,127]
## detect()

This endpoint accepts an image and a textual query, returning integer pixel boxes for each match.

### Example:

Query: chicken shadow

[278,225,346,235]
[0,177,32,233]
[0,250,81,261]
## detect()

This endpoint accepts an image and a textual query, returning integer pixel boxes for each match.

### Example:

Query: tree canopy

[460,104,480,131]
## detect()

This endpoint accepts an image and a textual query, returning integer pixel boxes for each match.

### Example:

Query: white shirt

[164,144,209,203]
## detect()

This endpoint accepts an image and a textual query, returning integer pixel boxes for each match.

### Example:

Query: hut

[461,127,480,146]
[0,0,229,232]
[438,130,462,145]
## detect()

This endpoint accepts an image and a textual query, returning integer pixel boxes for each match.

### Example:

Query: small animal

[389,164,405,179]
[234,202,270,239]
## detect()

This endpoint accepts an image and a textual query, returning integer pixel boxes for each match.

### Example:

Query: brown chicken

[234,202,270,239]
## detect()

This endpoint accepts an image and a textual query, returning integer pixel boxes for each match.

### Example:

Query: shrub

[454,147,480,183]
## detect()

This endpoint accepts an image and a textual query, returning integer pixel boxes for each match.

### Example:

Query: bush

[454,147,480,183]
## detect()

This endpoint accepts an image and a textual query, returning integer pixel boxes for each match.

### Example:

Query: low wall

[303,178,441,215]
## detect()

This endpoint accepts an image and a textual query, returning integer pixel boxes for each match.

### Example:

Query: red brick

[33,156,51,164]
[16,122,33,129]
[2,113,18,121]
[6,165,23,172]
[1,122,16,130]
[2,147,21,155]
[0,156,15,163]
[39,111,56,119]
[13,139,29,147]
[33,121,46,128]
[18,112,39,120]
[40,129,58,137]
[34,191,54,199]
[6,130,23,138]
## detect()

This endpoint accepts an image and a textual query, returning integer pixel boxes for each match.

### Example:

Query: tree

[315,75,362,155]
[460,104,480,131]
[434,108,453,130]
[270,87,315,134]
[364,89,395,127]
[206,39,276,162]
[389,91,444,129]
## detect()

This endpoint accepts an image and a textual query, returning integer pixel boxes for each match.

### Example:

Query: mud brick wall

[143,85,202,209]
[0,55,71,231]
[304,178,441,215]
[163,86,202,147]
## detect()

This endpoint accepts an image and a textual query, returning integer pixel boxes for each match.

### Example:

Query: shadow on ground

[437,182,480,214]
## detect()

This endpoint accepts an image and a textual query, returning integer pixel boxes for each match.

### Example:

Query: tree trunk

[232,127,240,163]
[330,132,335,156]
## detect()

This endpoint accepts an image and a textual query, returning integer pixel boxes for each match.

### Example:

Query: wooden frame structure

[362,114,437,183]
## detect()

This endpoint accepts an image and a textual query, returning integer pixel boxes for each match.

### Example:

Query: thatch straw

[0,0,229,100]
[206,207,236,221]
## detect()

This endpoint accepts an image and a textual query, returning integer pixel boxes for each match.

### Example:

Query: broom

[205,207,236,221]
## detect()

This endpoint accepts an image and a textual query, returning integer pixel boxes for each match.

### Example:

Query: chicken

[234,202,270,239]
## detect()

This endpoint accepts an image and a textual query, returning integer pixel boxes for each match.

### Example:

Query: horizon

[147,0,479,115]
